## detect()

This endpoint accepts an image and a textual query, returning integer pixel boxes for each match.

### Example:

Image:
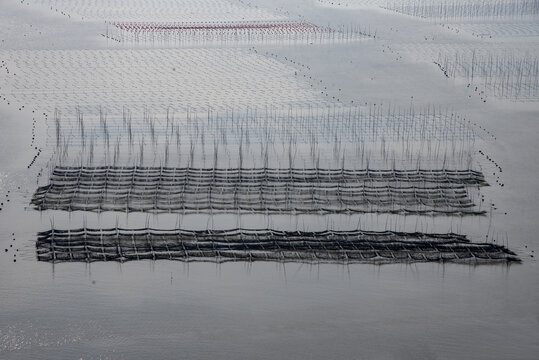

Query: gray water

[1,0,538,359]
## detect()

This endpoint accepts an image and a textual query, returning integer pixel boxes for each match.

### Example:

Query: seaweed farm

[0,48,324,114]
[25,0,286,22]
[36,228,519,264]
[435,50,539,100]
[1,0,526,268]
[1,0,538,358]
[32,166,486,215]
[107,21,372,45]
[383,0,539,21]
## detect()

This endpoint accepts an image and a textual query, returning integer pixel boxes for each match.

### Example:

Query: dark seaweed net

[32,166,487,214]
[36,228,518,264]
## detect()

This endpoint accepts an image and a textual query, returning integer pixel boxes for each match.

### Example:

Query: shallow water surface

[1,0,538,359]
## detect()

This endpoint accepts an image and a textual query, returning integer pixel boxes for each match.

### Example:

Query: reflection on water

[1,256,538,359]
[1,0,539,359]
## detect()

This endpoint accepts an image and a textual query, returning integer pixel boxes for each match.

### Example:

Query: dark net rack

[32,166,486,215]
[36,228,519,264]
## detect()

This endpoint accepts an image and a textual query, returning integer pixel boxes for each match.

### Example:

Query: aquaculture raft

[32,166,487,214]
[109,20,370,43]
[113,21,324,33]
[36,228,519,264]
